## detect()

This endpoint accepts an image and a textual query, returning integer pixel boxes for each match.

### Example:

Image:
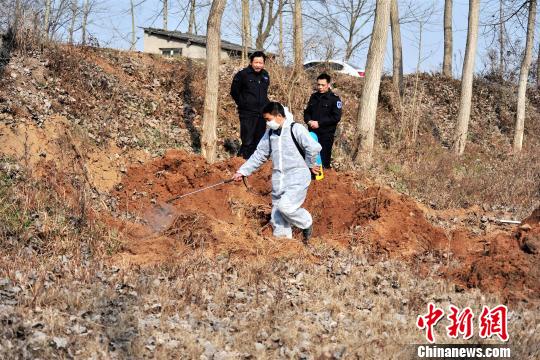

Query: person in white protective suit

[232,102,322,244]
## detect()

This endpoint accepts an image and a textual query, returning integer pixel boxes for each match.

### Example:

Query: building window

[161,48,182,57]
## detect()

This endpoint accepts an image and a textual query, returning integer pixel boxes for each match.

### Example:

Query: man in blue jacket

[233,102,322,244]
[230,51,270,159]
[304,73,342,169]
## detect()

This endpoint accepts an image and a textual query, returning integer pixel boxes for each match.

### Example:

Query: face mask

[267,120,280,130]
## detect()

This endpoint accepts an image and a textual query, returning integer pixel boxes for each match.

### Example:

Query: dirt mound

[523,206,540,226]
[114,150,448,255]
[111,150,539,301]
[451,227,540,300]
[516,209,540,256]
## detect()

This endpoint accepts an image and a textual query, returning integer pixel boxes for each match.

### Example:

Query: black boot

[302,225,313,245]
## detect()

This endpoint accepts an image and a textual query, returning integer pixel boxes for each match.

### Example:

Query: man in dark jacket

[303,73,342,168]
[230,51,270,159]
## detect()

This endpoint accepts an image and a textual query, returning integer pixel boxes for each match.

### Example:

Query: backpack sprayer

[309,132,324,181]
[270,124,324,181]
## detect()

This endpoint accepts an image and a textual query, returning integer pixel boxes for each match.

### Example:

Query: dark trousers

[316,132,336,168]
[238,112,266,159]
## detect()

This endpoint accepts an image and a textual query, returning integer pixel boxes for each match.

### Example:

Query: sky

[77,0,538,76]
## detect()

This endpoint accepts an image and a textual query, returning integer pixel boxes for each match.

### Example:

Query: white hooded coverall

[238,109,322,238]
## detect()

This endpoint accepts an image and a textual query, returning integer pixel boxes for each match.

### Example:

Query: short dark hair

[249,51,267,62]
[317,73,332,83]
[262,102,285,117]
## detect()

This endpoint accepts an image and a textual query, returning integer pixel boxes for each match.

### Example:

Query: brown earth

[0,114,149,192]
[1,44,539,358]
[1,46,538,303]
[112,150,539,302]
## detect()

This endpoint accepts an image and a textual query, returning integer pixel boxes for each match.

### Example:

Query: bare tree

[186,0,213,35]
[313,0,374,62]
[188,0,196,33]
[241,0,251,62]
[293,0,303,72]
[163,0,168,30]
[68,0,77,44]
[36,0,83,42]
[255,0,286,49]
[14,0,21,31]
[130,0,136,50]
[1,0,43,34]
[537,42,540,89]
[44,0,51,39]
[442,0,452,76]
[202,0,227,163]
[278,0,284,61]
[453,0,480,156]
[81,0,89,45]
[353,0,391,165]
[390,0,402,94]
[403,4,436,145]
[513,0,536,153]
[479,0,530,81]
[386,2,437,145]
[305,29,341,61]
[499,0,505,76]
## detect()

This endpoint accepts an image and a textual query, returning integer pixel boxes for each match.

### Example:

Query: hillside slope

[0,45,539,358]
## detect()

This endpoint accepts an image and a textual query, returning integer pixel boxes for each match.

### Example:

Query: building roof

[143,27,256,53]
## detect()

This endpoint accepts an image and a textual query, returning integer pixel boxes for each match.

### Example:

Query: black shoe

[302,225,313,244]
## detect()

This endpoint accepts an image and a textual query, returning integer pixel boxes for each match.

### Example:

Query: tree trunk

[442,0,452,77]
[256,0,267,49]
[499,0,505,78]
[33,11,40,35]
[68,0,77,44]
[537,42,540,89]
[13,0,21,30]
[130,0,136,50]
[163,0,168,30]
[407,21,423,145]
[202,0,227,163]
[344,32,354,62]
[13,0,21,27]
[188,0,196,34]
[255,0,285,50]
[293,0,304,73]
[390,0,403,95]
[353,0,391,166]
[453,0,480,156]
[44,0,51,39]
[81,0,89,45]
[279,0,284,63]
[513,0,536,153]
[241,0,251,63]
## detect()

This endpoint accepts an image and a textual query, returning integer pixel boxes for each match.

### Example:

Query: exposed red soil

[112,150,539,302]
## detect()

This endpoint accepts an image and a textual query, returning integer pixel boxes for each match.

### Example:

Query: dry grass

[330,77,540,219]
[0,158,116,262]
[1,248,538,358]
[1,165,538,358]
[1,44,540,358]
[367,144,540,219]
